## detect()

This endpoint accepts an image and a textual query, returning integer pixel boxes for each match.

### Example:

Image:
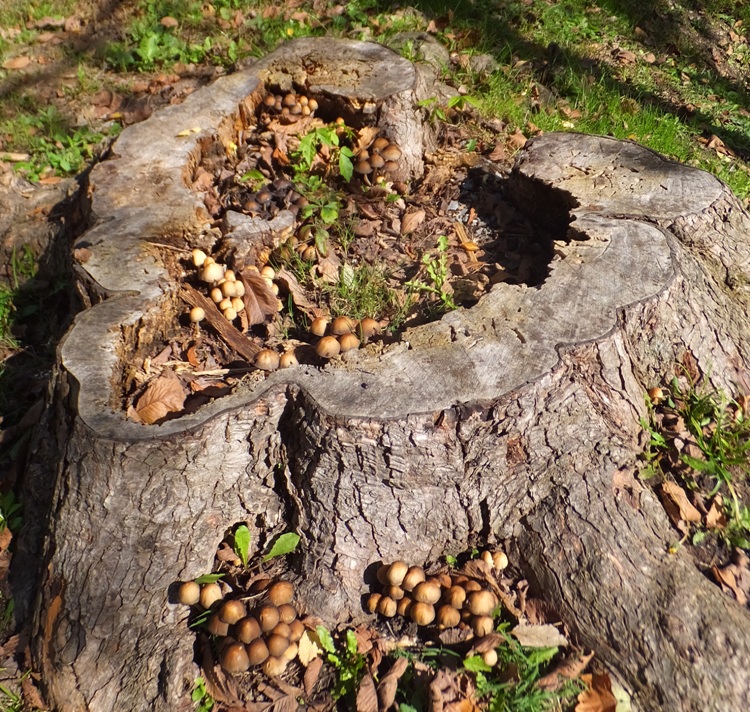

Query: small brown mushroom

[354,160,373,176]
[436,605,461,629]
[206,612,230,637]
[331,316,356,335]
[278,603,297,624]
[376,596,397,618]
[255,349,280,372]
[402,566,426,592]
[410,602,435,626]
[358,317,380,341]
[200,583,223,609]
[443,585,467,609]
[372,136,390,152]
[255,605,280,632]
[271,622,292,639]
[384,585,405,601]
[369,154,385,170]
[338,333,360,352]
[282,93,297,107]
[396,597,413,617]
[471,615,494,637]
[221,642,250,673]
[467,590,498,617]
[236,616,262,644]
[177,581,201,605]
[310,317,329,337]
[289,619,306,642]
[201,262,225,284]
[315,335,340,359]
[266,634,290,658]
[483,649,498,667]
[279,350,299,369]
[380,144,402,162]
[413,581,442,605]
[366,593,382,614]
[191,248,208,267]
[262,656,288,677]
[268,580,295,606]
[219,599,247,625]
[386,560,409,587]
[247,638,270,665]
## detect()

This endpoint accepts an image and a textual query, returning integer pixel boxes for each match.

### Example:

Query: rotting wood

[12,39,750,712]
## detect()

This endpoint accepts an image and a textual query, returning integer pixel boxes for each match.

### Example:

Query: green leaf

[463,654,493,673]
[194,573,225,584]
[320,204,338,224]
[263,532,300,561]
[692,530,707,545]
[315,228,329,256]
[233,524,251,567]
[240,169,265,183]
[346,629,358,656]
[316,625,336,654]
[339,152,354,182]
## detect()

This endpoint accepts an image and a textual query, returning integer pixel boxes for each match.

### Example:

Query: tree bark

[14,38,750,712]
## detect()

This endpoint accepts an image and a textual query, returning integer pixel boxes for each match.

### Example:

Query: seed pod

[310,317,329,337]
[200,583,223,609]
[266,634,290,658]
[268,581,295,606]
[443,585,467,609]
[338,333,360,352]
[255,349,280,372]
[436,605,461,629]
[221,642,250,673]
[262,656,288,677]
[219,599,247,625]
[366,593,382,614]
[256,605,280,632]
[247,638,270,665]
[413,581,441,605]
[471,615,494,637]
[177,581,201,605]
[402,566,426,592]
[315,335,340,359]
[278,603,297,624]
[236,616,262,644]
[377,596,397,618]
[467,590,498,617]
[410,602,435,626]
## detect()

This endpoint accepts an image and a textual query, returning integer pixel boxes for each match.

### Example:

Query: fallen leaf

[659,481,701,526]
[133,374,186,424]
[510,623,568,648]
[576,672,617,712]
[274,267,320,318]
[705,496,727,530]
[303,656,323,696]
[508,128,527,150]
[537,650,594,691]
[201,645,244,708]
[377,656,409,710]
[401,209,426,235]
[2,56,32,70]
[713,564,747,605]
[239,269,279,326]
[298,629,322,666]
[0,151,30,162]
[356,672,378,712]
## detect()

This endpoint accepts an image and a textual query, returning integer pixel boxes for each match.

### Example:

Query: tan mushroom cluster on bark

[367,553,508,641]
[177,578,305,677]
[311,315,380,358]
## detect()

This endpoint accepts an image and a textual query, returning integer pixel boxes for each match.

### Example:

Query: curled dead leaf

[377,656,409,710]
[576,672,617,712]
[659,481,701,526]
[2,56,32,70]
[239,269,279,326]
[401,209,426,235]
[536,650,594,691]
[511,623,568,648]
[132,374,186,425]
[356,672,378,712]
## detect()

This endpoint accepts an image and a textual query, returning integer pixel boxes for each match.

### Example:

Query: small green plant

[293,125,356,181]
[191,676,214,712]
[232,524,251,567]
[405,236,457,314]
[263,531,300,562]
[324,262,396,321]
[0,492,22,533]
[315,626,366,703]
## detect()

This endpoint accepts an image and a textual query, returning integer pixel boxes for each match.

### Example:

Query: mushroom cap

[372,136,390,152]
[413,581,442,605]
[289,619,306,642]
[283,93,297,107]
[223,307,237,321]
[380,144,402,162]
[255,605,280,632]
[200,582,223,609]
[369,154,385,169]
[189,307,205,324]
[266,633,291,657]
[221,642,251,673]
[436,604,461,629]
[262,656,289,677]
[467,589,498,616]
[201,262,225,283]
[279,350,299,369]
[191,248,208,267]
[386,560,409,586]
[247,638,270,665]
[206,612,230,637]
[268,580,295,606]
[315,335,340,359]
[396,597,413,617]
[219,599,248,625]
[443,585,467,609]
[255,349,280,372]
[471,614,495,637]
[376,596,397,618]
[177,581,201,605]
[402,566,426,592]
[338,333,360,352]
[383,160,399,173]
[410,602,436,626]
[331,316,356,335]
[358,317,380,340]
[278,603,297,624]
[366,593,382,613]
[236,616,262,644]
[354,160,373,175]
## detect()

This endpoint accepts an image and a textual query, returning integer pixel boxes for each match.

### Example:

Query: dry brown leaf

[2,56,32,70]
[576,672,617,712]
[240,269,279,326]
[508,128,527,150]
[355,672,378,712]
[467,633,503,656]
[705,496,727,530]
[275,267,320,318]
[133,374,186,424]
[298,629,323,666]
[659,481,701,525]
[356,126,381,153]
[713,564,748,605]
[537,650,594,691]
[377,656,409,710]
[0,528,12,554]
[303,656,324,697]
[201,645,244,707]
[488,143,507,162]
[401,209,426,235]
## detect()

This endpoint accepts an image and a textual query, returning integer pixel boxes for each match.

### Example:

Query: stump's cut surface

[20,38,750,712]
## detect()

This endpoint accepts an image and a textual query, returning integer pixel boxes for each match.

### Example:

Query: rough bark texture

[15,38,750,712]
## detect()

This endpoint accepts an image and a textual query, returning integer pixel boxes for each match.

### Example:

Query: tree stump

[16,38,750,711]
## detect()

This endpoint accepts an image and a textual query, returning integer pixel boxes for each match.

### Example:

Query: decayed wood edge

[181,285,261,360]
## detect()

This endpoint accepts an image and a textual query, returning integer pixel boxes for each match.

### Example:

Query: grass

[641,377,750,550]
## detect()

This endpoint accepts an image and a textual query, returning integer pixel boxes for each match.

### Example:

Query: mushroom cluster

[366,552,508,638]
[262,91,319,123]
[177,578,305,677]
[190,249,246,323]
[241,178,308,220]
[310,315,380,358]
[355,137,403,182]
